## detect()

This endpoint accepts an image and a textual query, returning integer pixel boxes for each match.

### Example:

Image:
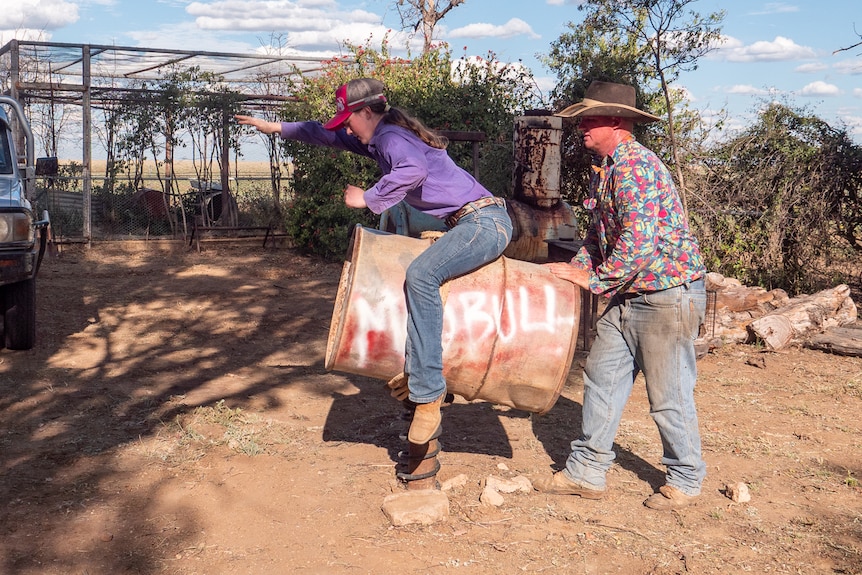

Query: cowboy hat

[555,81,661,123]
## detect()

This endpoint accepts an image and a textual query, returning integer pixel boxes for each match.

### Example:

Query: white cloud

[715,35,816,62]
[0,0,78,29]
[448,18,540,40]
[727,84,774,96]
[843,115,862,139]
[854,88,862,98]
[748,2,800,16]
[833,59,862,75]
[120,0,422,55]
[127,17,415,57]
[546,0,585,5]
[187,1,381,32]
[0,29,52,43]
[799,81,841,97]
[795,62,828,73]
[533,74,556,97]
[126,22,257,53]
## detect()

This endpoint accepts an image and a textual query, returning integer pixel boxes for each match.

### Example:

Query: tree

[107,67,246,233]
[563,0,724,213]
[688,101,862,294]
[542,17,658,216]
[396,0,466,53]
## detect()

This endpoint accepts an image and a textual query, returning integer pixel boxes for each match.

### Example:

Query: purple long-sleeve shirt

[280,121,490,217]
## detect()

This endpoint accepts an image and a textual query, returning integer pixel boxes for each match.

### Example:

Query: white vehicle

[0,96,54,350]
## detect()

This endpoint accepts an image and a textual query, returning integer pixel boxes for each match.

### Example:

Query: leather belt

[445,196,506,228]
[622,276,704,299]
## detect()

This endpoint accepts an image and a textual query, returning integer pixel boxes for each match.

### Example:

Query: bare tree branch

[833,39,862,55]
[834,23,862,54]
[396,0,467,53]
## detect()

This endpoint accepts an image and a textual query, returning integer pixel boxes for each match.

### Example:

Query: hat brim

[324,109,351,131]
[555,102,661,123]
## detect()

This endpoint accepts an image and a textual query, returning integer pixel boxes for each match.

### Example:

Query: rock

[381,490,449,526]
[440,473,469,491]
[485,475,532,494]
[480,485,505,507]
[725,482,751,503]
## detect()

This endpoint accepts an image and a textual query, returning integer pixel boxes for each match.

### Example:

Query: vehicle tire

[4,278,36,350]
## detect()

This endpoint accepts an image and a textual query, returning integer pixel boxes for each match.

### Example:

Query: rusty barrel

[325,225,580,414]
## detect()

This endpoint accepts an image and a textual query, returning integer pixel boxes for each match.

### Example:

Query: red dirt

[0,240,860,575]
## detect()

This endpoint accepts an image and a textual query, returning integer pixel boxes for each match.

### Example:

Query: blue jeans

[404,203,512,403]
[564,279,707,496]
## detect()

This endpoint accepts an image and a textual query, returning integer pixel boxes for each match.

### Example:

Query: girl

[236,78,512,444]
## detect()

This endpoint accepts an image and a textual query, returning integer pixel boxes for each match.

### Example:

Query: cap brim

[324,110,351,131]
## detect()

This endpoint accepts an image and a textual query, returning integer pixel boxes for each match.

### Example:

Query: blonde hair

[368,102,448,149]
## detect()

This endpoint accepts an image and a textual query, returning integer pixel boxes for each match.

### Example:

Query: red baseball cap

[323,78,388,130]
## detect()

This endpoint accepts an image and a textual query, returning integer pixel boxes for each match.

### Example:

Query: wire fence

[33,175,284,242]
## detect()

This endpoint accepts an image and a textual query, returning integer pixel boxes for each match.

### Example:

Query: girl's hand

[234,115,280,135]
[344,185,367,209]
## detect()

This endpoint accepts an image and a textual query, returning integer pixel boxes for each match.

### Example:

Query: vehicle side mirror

[35,157,58,177]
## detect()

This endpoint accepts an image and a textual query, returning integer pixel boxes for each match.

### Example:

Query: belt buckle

[445,211,460,228]
[446,197,501,228]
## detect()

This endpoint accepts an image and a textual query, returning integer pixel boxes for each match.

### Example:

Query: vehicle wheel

[4,278,36,350]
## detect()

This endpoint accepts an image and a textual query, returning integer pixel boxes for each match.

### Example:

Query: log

[699,272,858,354]
[748,314,794,350]
[705,272,788,313]
[702,271,788,344]
[705,271,741,291]
[748,285,858,350]
[805,326,862,357]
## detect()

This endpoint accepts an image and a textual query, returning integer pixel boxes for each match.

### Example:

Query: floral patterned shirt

[573,136,705,297]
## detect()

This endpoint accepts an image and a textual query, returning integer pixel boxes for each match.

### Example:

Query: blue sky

[2,0,861,144]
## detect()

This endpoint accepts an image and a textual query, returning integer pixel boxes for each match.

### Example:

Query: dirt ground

[1,239,860,575]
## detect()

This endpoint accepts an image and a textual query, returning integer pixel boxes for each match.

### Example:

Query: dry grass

[147,399,304,464]
[67,159,280,178]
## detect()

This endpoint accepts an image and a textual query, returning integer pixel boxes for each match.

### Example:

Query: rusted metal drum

[513,114,563,208]
[325,225,580,414]
[504,198,578,263]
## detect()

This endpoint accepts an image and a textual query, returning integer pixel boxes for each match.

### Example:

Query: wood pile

[699,272,860,355]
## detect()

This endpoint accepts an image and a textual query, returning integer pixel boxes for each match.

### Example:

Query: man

[535,81,708,510]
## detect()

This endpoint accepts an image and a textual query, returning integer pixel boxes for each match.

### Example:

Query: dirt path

[1,241,860,575]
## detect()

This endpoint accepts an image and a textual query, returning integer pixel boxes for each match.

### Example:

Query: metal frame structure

[0,39,335,240]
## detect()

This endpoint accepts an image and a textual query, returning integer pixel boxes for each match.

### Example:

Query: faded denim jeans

[403,202,512,403]
[564,278,707,496]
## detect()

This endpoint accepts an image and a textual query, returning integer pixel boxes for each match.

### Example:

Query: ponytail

[368,102,448,149]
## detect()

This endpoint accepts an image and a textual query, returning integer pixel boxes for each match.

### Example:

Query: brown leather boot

[408,393,444,444]
[643,485,698,510]
[532,471,605,499]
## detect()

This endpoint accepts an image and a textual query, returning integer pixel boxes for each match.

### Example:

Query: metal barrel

[325,225,580,415]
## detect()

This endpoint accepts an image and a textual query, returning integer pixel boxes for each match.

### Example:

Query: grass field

[77,159,282,178]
